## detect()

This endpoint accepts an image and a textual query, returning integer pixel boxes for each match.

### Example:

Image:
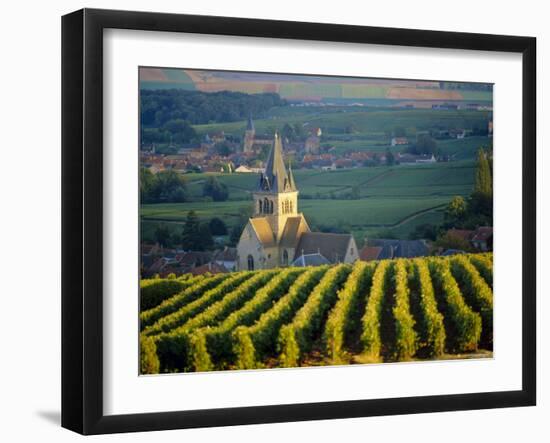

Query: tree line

[140,168,230,204]
[140,89,286,146]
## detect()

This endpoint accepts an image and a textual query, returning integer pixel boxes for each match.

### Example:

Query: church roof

[294,232,353,264]
[249,218,275,246]
[258,133,296,193]
[279,215,309,248]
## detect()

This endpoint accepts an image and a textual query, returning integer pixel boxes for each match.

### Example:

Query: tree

[198,223,214,250]
[154,224,171,247]
[162,119,197,144]
[139,167,156,203]
[202,176,229,202]
[181,211,202,250]
[409,223,439,241]
[408,134,438,155]
[474,148,492,196]
[154,170,189,203]
[445,196,467,224]
[435,231,473,252]
[209,217,228,236]
[229,225,243,246]
[281,123,296,141]
[386,148,395,166]
[215,142,232,157]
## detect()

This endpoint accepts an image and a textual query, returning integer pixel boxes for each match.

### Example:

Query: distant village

[140,114,493,176]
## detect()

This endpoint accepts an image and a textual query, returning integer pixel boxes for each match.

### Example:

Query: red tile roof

[359,246,383,261]
[447,229,475,242]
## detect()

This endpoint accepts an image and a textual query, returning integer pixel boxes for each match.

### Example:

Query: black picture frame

[62,8,536,435]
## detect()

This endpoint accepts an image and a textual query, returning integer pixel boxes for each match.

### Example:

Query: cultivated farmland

[140,253,493,374]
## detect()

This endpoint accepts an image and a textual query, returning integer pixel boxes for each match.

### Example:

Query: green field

[141,160,475,243]
[192,108,491,138]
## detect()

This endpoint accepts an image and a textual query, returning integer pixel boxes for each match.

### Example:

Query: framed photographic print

[61,8,536,435]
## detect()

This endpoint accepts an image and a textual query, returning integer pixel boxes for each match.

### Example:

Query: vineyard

[139,253,493,374]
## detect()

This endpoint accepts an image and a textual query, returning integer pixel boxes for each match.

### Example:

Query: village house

[446,227,494,251]
[391,136,408,147]
[236,133,358,270]
[359,239,430,261]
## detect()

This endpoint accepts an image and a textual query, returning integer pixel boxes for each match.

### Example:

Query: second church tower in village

[236,133,359,270]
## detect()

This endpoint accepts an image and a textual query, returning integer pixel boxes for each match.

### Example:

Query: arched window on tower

[269,200,274,214]
[282,249,289,266]
[258,199,263,214]
[289,200,293,213]
[247,255,254,271]
[264,198,269,214]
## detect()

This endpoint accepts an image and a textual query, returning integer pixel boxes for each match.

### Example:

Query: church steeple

[246,113,255,132]
[258,132,296,193]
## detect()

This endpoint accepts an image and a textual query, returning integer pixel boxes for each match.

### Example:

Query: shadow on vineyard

[139,253,493,374]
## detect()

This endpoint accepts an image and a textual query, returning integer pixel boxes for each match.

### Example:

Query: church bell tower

[252,132,298,241]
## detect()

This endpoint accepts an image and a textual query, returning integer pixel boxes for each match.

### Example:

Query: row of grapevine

[428,259,482,352]
[408,259,446,357]
[140,273,231,330]
[392,259,418,360]
[450,255,493,346]
[360,260,391,360]
[139,253,493,374]
[277,264,352,368]
[324,261,375,363]
[187,268,305,371]
[140,270,277,373]
[142,272,254,336]
[140,275,205,311]
[468,253,493,289]
[233,266,328,370]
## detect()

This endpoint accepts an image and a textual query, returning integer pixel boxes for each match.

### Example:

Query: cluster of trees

[444,148,493,229]
[202,176,229,202]
[140,89,285,128]
[141,119,198,147]
[153,213,229,250]
[409,148,493,248]
[406,134,439,156]
[141,169,232,204]
[140,168,189,203]
[281,122,307,142]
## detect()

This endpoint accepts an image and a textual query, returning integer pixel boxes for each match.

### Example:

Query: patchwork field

[139,253,493,374]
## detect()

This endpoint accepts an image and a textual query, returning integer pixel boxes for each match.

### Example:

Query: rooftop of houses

[295,232,354,264]
[359,245,383,261]
[292,252,331,267]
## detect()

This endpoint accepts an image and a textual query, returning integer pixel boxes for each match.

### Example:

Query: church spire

[288,159,296,191]
[259,132,296,193]
[246,113,255,131]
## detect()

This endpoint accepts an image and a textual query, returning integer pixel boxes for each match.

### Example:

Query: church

[236,133,359,270]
